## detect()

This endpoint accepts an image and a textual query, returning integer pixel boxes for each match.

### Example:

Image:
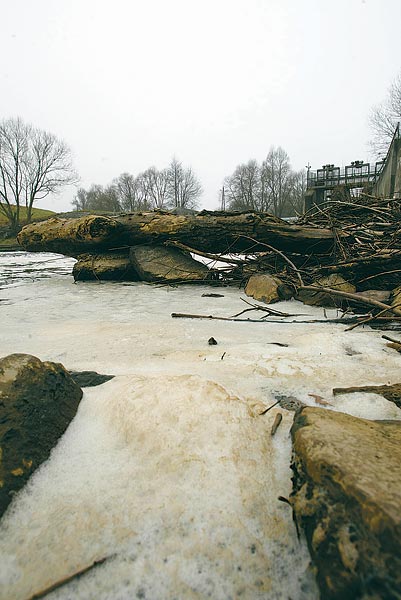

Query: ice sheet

[0,254,400,599]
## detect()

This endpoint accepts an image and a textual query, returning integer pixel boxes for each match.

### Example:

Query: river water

[0,251,400,600]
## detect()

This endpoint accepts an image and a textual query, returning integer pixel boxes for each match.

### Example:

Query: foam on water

[0,253,400,599]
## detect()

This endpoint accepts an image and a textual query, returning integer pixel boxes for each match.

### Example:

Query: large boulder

[0,354,83,518]
[291,407,401,599]
[245,273,292,304]
[129,245,209,283]
[297,274,356,308]
[73,252,140,281]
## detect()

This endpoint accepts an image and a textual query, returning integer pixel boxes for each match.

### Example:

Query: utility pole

[220,186,226,211]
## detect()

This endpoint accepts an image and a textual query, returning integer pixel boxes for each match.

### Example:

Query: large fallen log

[17,210,340,256]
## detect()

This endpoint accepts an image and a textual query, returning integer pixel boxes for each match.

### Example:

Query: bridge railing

[307,161,385,189]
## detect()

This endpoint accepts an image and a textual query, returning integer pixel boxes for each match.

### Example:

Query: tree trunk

[17,210,340,257]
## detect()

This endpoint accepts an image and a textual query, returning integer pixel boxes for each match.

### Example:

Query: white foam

[0,270,400,599]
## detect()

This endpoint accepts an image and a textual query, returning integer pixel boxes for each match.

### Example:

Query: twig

[345,301,401,331]
[239,236,304,285]
[358,269,401,284]
[270,413,283,436]
[171,312,401,324]
[231,299,298,319]
[259,399,281,415]
[382,334,401,344]
[299,285,398,314]
[28,555,112,599]
[239,297,298,317]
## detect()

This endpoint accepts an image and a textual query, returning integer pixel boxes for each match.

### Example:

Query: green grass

[0,205,55,227]
[0,205,56,250]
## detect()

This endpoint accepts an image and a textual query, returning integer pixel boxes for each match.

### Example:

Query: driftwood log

[17,210,340,256]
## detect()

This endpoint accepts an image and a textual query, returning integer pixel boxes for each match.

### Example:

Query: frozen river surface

[0,252,400,600]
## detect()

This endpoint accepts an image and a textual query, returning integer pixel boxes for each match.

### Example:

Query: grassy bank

[0,206,55,251]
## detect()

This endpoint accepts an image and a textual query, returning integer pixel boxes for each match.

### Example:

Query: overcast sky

[1,0,400,212]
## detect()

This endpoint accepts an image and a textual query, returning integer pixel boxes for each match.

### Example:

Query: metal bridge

[305,123,400,207]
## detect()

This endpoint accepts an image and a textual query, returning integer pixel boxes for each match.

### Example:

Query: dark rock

[68,371,114,387]
[274,394,304,412]
[73,252,140,281]
[208,337,218,345]
[129,245,209,283]
[0,354,83,518]
[291,407,401,599]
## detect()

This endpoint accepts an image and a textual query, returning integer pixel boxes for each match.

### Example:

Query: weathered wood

[28,555,111,599]
[298,284,401,315]
[333,383,401,409]
[17,215,124,256]
[270,413,283,436]
[17,210,339,256]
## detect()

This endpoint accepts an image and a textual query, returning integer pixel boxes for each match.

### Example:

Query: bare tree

[140,167,169,209]
[287,169,307,215]
[112,172,141,212]
[369,72,401,157]
[71,159,202,216]
[0,117,77,232]
[223,147,302,216]
[72,187,91,211]
[261,147,292,217]
[111,172,151,212]
[72,184,121,212]
[166,158,202,209]
[224,160,261,210]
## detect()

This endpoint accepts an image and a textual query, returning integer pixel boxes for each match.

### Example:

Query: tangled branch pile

[16,200,401,324]
[223,194,401,292]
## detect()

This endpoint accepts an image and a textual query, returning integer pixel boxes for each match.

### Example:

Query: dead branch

[239,235,304,285]
[28,555,112,600]
[299,285,398,314]
[231,297,300,319]
[271,413,283,436]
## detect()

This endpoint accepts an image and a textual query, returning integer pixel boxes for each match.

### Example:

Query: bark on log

[17,211,340,256]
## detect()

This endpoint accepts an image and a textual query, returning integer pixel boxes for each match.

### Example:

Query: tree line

[72,158,203,213]
[1,72,399,232]
[223,147,306,217]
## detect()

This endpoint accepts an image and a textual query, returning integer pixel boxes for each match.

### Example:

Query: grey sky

[1,0,400,212]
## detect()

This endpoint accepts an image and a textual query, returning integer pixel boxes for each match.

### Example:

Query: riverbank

[1,252,401,599]
[0,205,55,252]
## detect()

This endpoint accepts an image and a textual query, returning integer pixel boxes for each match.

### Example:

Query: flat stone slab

[291,407,401,599]
[68,371,114,388]
[73,252,140,281]
[129,245,209,282]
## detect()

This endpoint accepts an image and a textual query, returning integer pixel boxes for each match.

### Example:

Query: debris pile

[233,194,401,289]
[16,199,401,326]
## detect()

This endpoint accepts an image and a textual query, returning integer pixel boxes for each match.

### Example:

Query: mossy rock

[291,407,401,599]
[0,354,83,518]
